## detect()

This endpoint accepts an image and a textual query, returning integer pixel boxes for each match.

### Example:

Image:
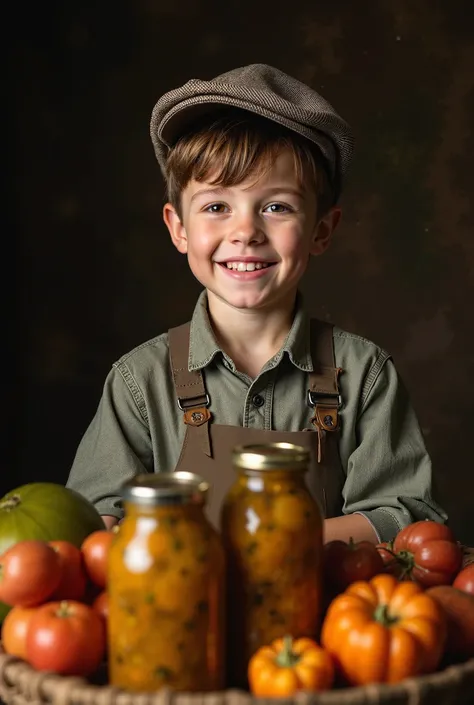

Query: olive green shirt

[67,291,447,541]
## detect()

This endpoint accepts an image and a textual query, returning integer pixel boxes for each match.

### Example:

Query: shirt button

[252,394,265,408]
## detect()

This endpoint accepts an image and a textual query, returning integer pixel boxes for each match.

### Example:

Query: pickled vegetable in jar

[108,472,225,692]
[221,443,323,688]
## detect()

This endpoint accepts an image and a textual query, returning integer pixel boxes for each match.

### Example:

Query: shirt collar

[188,291,222,371]
[280,294,313,372]
[188,290,313,373]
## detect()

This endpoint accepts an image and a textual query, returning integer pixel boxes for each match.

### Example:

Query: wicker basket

[2,549,473,705]
[1,646,473,705]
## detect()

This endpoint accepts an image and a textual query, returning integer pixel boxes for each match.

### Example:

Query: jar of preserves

[221,443,323,688]
[107,472,225,692]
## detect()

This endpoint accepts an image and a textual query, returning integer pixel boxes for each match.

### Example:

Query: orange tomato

[26,600,106,676]
[81,530,114,588]
[321,573,446,685]
[49,540,87,601]
[0,540,61,607]
[248,635,334,696]
[1,605,37,659]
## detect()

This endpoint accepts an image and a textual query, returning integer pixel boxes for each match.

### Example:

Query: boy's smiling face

[164,148,340,314]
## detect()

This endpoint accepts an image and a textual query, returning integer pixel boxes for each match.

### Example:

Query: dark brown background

[5,0,474,543]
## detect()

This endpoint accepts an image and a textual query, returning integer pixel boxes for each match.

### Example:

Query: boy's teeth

[225,262,269,271]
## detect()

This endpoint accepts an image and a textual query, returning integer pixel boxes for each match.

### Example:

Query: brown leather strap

[168,323,212,457]
[168,318,341,462]
[308,319,342,460]
[168,323,208,406]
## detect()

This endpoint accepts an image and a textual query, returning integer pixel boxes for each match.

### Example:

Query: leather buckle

[177,393,210,411]
[308,391,340,434]
[307,390,341,409]
[311,405,339,432]
[183,407,211,427]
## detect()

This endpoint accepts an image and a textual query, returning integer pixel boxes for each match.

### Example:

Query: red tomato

[0,540,61,607]
[49,541,87,601]
[393,521,462,587]
[453,564,474,595]
[412,540,463,586]
[81,531,114,588]
[92,590,108,621]
[1,605,37,659]
[393,520,455,553]
[26,600,106,676]
[324,538,385,592]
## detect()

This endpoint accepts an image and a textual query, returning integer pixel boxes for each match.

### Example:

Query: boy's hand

[101,515,120,530]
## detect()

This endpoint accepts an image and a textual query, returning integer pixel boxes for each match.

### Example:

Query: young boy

[66,63,446,542]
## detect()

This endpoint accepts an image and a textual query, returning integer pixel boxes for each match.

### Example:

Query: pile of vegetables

[0,530,112,676]
[0,482,112,677]
[1,485,473,695]
[248,520,474,696]
[0,482,105,622]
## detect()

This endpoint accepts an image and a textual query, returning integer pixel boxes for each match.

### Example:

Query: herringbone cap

[150,63,354,195]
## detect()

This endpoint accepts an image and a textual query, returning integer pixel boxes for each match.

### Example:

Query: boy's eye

[264,203,291,213]
[205,203,228,213]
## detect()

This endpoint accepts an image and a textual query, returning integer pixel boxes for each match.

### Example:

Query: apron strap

[168,323,212,457]
[168,318,340,462]
[308,319,342,461]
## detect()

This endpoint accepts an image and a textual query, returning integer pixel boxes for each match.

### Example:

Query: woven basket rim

[1,644,474,705]
[1,548,473,703]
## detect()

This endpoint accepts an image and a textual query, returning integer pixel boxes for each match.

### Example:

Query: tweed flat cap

[150,63,354,194]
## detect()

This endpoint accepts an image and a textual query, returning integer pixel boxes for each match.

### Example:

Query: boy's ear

[310,206,342,256]
[163,202,188,254]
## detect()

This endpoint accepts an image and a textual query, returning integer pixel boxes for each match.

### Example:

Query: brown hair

[165,109,336,219]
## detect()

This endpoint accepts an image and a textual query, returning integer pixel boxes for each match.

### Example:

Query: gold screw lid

[121,471,209,505]
[232,442,309,472]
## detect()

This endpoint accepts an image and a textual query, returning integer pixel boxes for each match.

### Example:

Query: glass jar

[107,472,225,692]
[221,443,323,688]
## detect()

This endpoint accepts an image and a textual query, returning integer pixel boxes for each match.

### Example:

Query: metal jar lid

[232,442,310,472]
[120,471,209,505]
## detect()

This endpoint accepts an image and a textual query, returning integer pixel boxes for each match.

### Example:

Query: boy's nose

[228,216,266,245]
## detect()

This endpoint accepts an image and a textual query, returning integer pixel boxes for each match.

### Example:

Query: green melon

[0,482,105,621]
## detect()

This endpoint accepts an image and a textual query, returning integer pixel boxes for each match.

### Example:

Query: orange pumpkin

[248,635,334,696]
[321,573,446,685]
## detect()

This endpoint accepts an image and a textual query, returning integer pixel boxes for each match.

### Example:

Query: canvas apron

[168,319,346,528]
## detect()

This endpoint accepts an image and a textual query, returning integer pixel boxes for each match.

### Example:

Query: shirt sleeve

[342,356,448,542]
[66,364,153,519]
